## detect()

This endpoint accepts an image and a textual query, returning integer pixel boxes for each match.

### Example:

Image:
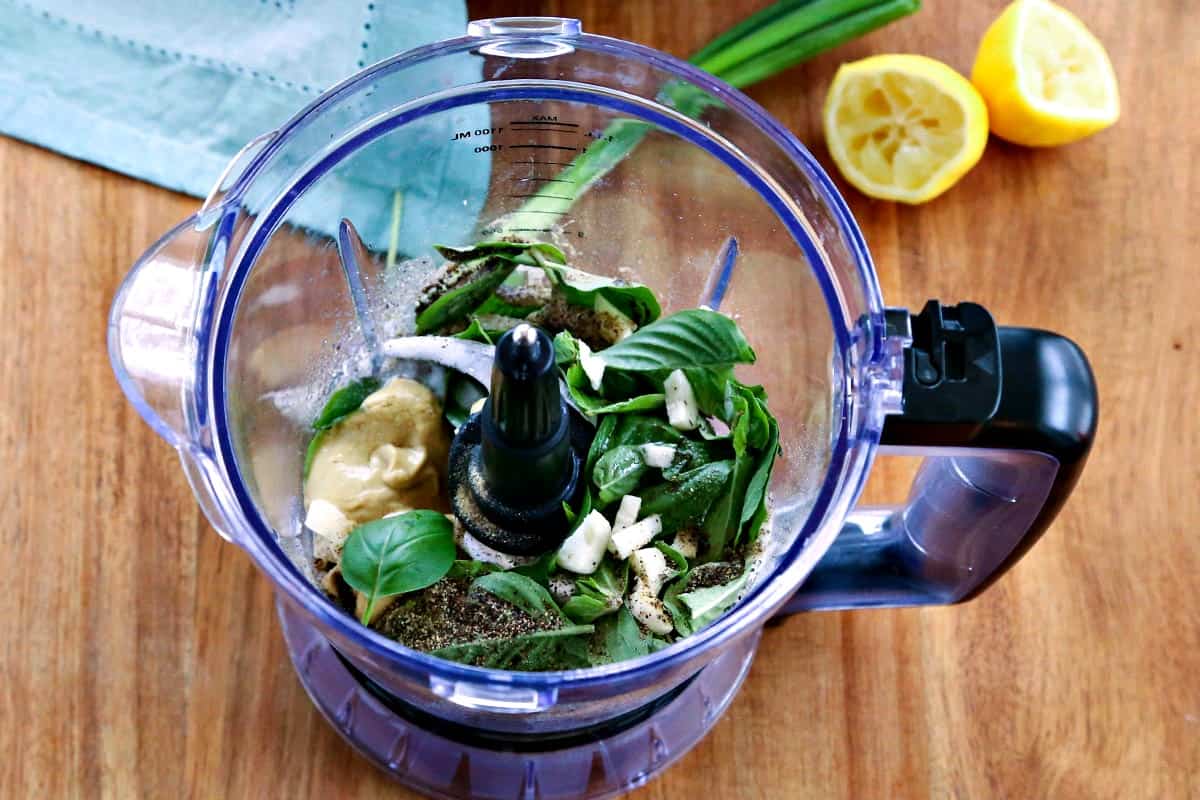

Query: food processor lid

[203,17,890,685]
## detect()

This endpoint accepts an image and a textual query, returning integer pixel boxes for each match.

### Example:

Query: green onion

[688,0,817,69]
[501,0,919,235]
[385,190,404,270]
[499,120,650,234]
[709,0,922,88]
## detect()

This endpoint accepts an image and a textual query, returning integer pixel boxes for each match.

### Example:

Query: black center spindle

[481,324,573,503]
[446,324,591,554]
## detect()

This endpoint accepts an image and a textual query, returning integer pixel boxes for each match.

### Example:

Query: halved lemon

[824,54,989,204]
[972,0,1120,147]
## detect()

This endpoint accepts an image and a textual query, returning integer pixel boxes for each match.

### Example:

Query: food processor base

[279,602,759,800]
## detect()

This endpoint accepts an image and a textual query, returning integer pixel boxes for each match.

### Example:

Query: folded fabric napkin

[0,0,478,245]
[0,0,468,194]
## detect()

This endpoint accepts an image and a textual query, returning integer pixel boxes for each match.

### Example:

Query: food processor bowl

[109,18,1097,800]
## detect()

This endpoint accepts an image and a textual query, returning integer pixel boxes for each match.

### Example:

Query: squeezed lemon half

[823,54,989,204]
[972,0,1120,146]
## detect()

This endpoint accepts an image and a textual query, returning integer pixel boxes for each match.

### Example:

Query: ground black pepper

[684,560,745,591]
[371,577,559,652]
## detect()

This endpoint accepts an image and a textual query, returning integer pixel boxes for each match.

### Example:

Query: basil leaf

[611,415,686,448]
[566,379,665,416]
[340,511,457,625]
[512,551,559,587]
[562,501,578,525]
[312,377,381,430]
[473,293,540,319]
[703,463,751,560]
[592,608,669,665]
[654,541,690,572]
[453,316,494,344]
[679,572,749,631]
[565,362,662,415]
[587,414,619,474]
[740,413,779,542]
[443,372,486,430]
[432,625,594,670]
[566,412,607,536]
[566,556,628,623]
[661,576,693,637]
[705,387,752,553]
[568,488,594,535]
[434,241,567,266]
[640,460,734,536]
[447,560,500,580]
[604,366,649,397]
[702,469,751,561]
[663,437,732,481]
[470,571,567,620]
[580,557,629,599]
[539,263,661,326]
[680,366,734,419]
[599,310,756,372]
[740,385,772,450]
[593,445,648,507]
[416,258,517,334]
[586,393,666,415]
[706,382,782,554]
[562,594,612,624]
[727,385,750,455]
[302,429,325,478]
[553,330,579,366]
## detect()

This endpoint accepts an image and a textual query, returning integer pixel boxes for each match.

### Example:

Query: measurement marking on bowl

[510,125,577,132]
[512,119,580,127]
[509,160,574,166]
[509,144,579,151]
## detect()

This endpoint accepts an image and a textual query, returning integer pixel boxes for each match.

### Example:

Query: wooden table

[3,1,1196,797]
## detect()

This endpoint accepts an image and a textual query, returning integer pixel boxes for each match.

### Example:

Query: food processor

[108,18,1097,800]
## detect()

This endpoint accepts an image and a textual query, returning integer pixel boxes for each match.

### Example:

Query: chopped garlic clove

[578,341,607,392]
[611,495,642,536]
[630,548,676,596]
[671,530,699,560]
[640,443,676,469]
[305,500,356,562]
[456,524,538,570]
[558,510,613,574]
[610,514,663,560]
[305,499,355,540]
[664,369,700,430]
[628,577,674,635]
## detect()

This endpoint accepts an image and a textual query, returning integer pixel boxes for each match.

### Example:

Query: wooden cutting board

[2,1,1196,797]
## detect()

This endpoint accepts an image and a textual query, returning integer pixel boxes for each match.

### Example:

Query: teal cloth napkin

[0,0,479,246]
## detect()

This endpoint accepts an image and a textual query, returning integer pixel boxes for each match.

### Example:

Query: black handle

[880,301,1099,600]
[782,301,1097,613]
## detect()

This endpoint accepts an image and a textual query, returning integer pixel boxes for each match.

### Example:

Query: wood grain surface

[2,1,1197,797]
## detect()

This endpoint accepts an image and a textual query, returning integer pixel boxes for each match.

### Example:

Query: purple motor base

[279,601,760,800]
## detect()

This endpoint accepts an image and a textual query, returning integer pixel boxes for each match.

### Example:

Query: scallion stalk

[693,0,895,77]
[713,0,921,87]
[687,0,820,67]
